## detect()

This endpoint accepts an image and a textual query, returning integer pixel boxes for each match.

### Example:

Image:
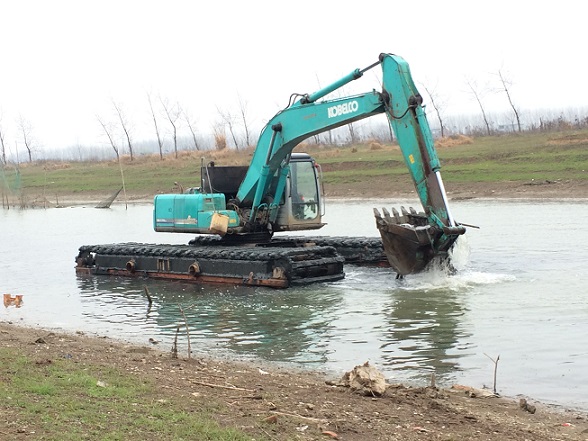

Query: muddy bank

[1,321,587,440]
[7,178,588,209]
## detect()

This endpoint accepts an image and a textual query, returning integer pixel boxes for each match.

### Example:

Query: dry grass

[547,133,588,145]
[436,134,474,148]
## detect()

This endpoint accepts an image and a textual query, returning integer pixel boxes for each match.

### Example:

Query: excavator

[76,53,466,287]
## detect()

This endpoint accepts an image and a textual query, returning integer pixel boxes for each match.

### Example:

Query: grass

[0,349,260,440]
[2,129,588,198]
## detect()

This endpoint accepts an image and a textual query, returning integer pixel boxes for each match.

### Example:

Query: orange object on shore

[3,294,23,308]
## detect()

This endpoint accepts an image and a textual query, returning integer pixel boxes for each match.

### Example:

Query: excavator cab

[273,153,325,232]
[153,153,325,236]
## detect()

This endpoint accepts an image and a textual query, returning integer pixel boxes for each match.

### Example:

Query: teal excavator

[76,53,466,287]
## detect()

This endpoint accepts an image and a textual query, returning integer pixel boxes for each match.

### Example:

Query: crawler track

[76,241,346,288]
[75,236,388,289]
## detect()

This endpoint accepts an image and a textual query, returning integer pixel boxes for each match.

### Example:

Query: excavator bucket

[376,54,466,277]
[374,206,465,277]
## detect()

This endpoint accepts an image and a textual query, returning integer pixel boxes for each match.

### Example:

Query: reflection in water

[76,265,475,384]
[76,275,343,364]
[3,293,24,308]
[3,200,587,410]
[379,279,473,383]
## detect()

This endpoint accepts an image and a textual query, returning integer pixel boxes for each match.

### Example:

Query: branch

[189,380,255,392]
[270,411,328,423]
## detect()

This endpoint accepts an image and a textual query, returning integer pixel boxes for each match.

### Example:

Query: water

[1,198,587,411]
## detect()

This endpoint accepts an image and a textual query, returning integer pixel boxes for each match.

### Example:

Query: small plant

[484,353,500,395]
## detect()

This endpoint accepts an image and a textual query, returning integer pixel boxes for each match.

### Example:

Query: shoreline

[2,320,588,440]
[11,189,588,210]
[4,184,588,439]
[5,177,588,209]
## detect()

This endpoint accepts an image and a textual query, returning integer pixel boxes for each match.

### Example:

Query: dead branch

[484,353,500,395]
[189,380,255,392]
[143,286,153,306]
[178,305,191,359]
[270,411,329,423]
[171,326,179,359]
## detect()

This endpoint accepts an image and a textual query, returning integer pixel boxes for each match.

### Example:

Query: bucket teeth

[401,206,409,217]
[409,207,417,215]
[391,207,400,222]
[373,208,382,218]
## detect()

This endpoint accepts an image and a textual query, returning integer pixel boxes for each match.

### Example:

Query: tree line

[2,74,588,164]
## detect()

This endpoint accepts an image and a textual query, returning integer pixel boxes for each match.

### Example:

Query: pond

[1,197,587,411]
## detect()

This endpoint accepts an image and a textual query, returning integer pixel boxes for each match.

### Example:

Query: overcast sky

[1,0,586,154]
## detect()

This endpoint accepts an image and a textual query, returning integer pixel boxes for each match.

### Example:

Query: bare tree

[182,108,200,151]
[315,74,333,145]
[112,100,134,160]
[217,107,240,150]
[18,116,34,162]
[96,115,120,159]
[147,92,165,159]
[497,70,521,132]
[466,79,492,135]
[421,84,446,138]
[0,115,6,165]
[237,95,252,148]
[160,98,180,158]
[96,114,127,208]
[347,122,358,145]
[387,122,395,143]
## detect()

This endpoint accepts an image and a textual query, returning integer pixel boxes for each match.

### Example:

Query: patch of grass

[0,349,260,441]
[3,129,588,198]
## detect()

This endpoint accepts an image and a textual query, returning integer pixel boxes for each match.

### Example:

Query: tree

[421,84,446,138]
[217,107,240,150]
[497,70,521,132]
[112,100,134,160]
[0,115,6,165]
[237,95,252,148]
[182,108,201,151]
[18,116,34,162]
[96,114,127,208]
[315,74,333,145]
[466,79,492,135]
[160,98,180,158]
[347,122,358,145]
[147,92,165,159]
[96,115,120,159]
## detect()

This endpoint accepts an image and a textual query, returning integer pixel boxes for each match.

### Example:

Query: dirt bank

[1,322,587,440]
[21,178,588,209]
[324,178,588,200]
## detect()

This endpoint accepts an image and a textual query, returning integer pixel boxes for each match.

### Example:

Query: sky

[0,0,586,156]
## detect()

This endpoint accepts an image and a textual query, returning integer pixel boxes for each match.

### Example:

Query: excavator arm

[236,53,465,273]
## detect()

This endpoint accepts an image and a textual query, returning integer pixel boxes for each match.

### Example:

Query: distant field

[2,129,588,202]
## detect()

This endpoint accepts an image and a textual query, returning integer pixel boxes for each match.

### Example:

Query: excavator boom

[235,53,465,275]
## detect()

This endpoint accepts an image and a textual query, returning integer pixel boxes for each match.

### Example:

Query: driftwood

[95,187,122,209]
[189,380,255,392]
[269,411,328,423]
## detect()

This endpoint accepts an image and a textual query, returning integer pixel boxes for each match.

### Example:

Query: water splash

[449,235,471,271]
[396,236,516,293]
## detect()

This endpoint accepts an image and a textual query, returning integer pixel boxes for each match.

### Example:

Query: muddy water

[1,198,587,410]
